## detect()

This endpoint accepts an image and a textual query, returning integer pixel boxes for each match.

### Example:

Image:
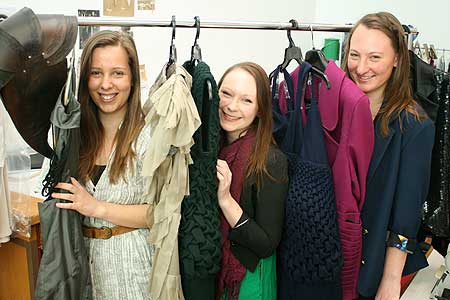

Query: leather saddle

[0,7,77,158]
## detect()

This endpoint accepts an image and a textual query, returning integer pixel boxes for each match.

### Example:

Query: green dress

[179,60,222,300]
[222,254,277,300]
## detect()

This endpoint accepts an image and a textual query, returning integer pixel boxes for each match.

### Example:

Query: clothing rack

[78,17,356,32]
[78,17,419,57]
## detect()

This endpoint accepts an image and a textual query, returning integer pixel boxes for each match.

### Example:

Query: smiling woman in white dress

[51,30,154,300]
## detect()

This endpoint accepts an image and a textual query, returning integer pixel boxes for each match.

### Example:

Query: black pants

[359,295,375,300]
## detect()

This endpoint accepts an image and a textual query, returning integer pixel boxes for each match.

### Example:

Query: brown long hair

[218,62,276,184]
[342,12,422,136]
[78,30,144,184]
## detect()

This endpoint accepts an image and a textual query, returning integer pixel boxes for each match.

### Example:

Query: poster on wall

[78,9,100,49]
[138,0,155,11]
[104,0,135,17]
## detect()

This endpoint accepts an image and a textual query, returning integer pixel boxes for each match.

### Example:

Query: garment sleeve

[389,119,435,239]
[348,97,374,212]
[228,150,288,258]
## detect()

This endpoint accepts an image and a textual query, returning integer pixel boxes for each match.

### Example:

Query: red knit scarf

[217,128,256,300]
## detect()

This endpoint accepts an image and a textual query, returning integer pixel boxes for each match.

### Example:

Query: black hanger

[168,15,177,65]
[280,19,302,71]
[305,25,328,72]
[188,16,212,100]
[279,20,330,88]
[310,65,331,89]
[190,16,202,63]
[429,44,438,59]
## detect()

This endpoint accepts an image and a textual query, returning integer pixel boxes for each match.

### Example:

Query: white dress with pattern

[83,124,153,300]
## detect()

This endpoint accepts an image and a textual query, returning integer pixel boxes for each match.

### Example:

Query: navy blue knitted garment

[271,63,342,300]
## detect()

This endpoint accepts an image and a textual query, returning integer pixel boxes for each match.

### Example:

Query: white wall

[2,0,448,154]
[314,0,450,68]
[0,0,317,85]
[315,1,450,49]
[1,0,449,86]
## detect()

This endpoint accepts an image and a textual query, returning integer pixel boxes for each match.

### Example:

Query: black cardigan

[228,145,288,272]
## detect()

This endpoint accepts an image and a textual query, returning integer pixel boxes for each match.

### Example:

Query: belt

[82,225,137,239]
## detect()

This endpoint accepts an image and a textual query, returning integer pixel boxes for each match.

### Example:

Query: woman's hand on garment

[216,159,233,205]
[216,159,243,227]
[52,177,149,228]
[53,177,102,218]
[375,273,401,300]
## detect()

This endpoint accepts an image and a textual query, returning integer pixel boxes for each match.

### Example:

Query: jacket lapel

[366,119,395,185]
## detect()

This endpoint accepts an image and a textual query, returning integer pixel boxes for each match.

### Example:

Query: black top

[409,50,439,122]
[423,71,450,237]
[91,165,106,186]
[228,145,288,272]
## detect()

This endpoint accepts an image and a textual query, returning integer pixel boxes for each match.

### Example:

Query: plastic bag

[2,98,39,238]
[5,149,36,238]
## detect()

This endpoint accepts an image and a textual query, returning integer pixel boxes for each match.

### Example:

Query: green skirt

[222,253,277,300]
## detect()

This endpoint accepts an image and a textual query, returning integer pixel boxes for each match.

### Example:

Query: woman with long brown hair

[51,30,154,299]
[342,12,434,300]
[215,62,288,300]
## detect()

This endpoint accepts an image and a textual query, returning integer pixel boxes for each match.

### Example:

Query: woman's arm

[52,177,151,228]
[229,174,287,258]
[218,149,288,258]
[377,118,435,299]
[375,247,407,300]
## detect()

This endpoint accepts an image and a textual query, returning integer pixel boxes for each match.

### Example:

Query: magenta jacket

[278,60,374,300]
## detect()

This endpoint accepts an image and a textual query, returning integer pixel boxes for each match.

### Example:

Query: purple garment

[278,60,374,300]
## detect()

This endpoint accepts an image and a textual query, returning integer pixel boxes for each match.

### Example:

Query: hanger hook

[171,15,176,42]
[194,16,200,45]
[310,24,315,49]
[287,19,298,47]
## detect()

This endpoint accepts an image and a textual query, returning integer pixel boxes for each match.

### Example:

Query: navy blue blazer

[357,109,435,297]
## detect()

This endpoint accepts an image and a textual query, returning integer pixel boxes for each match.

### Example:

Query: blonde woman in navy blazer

[342,12,435,300]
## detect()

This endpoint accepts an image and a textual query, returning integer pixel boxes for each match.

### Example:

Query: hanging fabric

[409,51,439,122]
[142,63,200,300]
[0,100,11,244]
[35,58,91,300]
[272,62,342,300]
[0,7,77,159]
[423,70,450,237]
[178,60,221,300]
[276,60,374,300]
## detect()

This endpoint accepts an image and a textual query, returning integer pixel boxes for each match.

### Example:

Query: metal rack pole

[78,17,355,32]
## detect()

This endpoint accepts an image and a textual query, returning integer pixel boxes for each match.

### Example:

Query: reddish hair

[218,62,276,185]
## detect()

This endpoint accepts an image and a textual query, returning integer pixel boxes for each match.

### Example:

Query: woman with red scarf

[215,62,288,300]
